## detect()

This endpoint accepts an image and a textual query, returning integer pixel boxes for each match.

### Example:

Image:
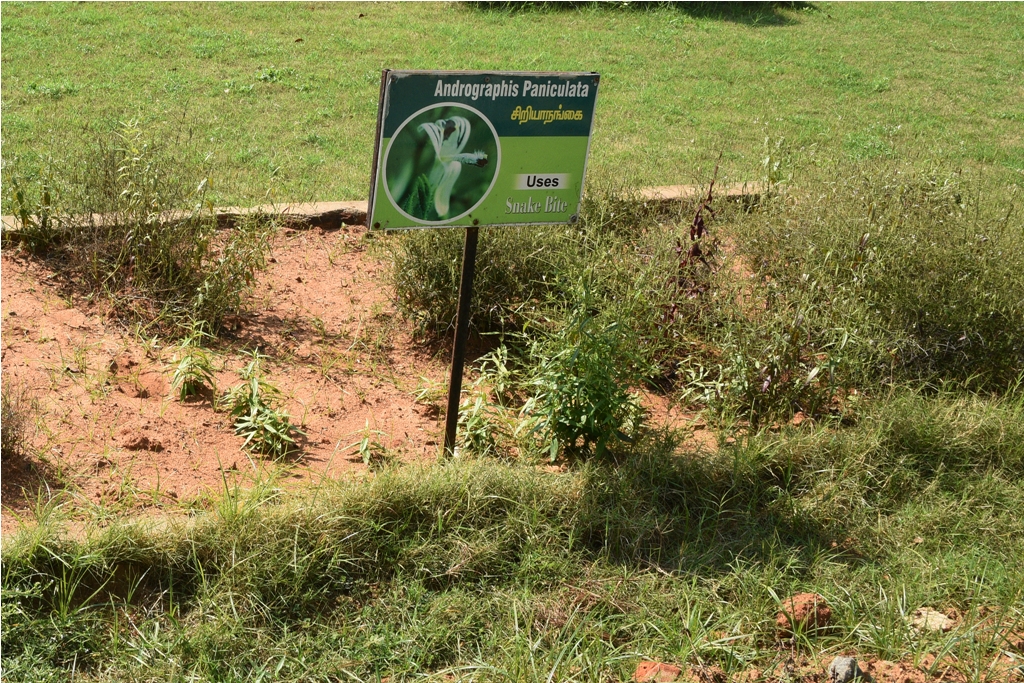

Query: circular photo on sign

[384,103,500,224]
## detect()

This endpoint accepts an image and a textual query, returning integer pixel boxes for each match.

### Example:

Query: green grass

[3,389,1023,681]
[2,118,276,336]
[2,2,1023,208]
[4,4,1024,680]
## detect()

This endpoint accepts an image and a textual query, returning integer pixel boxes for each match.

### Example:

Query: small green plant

[222,351,303,457]
[354,310,396,365]
[455,346,522,457]
[65,342,90,376]
[256,66,292,83]
[25,81,77,99]
[521,288,649,460]
[170,323,217,401]
[413,376,446,406]
[457,394,504,458]
[347,421,392,470]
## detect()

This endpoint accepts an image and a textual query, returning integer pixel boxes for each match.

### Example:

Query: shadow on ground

[467,1,812,27]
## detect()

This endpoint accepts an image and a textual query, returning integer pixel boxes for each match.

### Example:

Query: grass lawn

[4,393,1024,680]
[2,1,1022,207]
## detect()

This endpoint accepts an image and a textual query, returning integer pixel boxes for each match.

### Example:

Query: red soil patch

[635,661,683,682]
[1,226,452,533]
[776,592,833,636]
[1,224,712,534]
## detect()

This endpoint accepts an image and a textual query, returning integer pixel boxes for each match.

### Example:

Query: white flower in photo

[419,116,488,217]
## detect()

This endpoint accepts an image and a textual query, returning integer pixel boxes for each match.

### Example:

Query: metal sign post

[366,70,599,457]
[442,225,479,457]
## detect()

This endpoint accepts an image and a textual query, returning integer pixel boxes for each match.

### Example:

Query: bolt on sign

[368,70,600,230]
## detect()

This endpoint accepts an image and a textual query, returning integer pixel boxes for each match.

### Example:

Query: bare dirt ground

[0,224,709,535]
[1,226,457,533]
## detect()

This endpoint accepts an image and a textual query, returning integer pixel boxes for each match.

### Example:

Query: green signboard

[368,70,600,231]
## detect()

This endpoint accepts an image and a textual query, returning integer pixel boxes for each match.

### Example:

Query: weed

[347,421,393,470]
[453,347,526,459]
[25,81,77,99]
[520,285,650,460]
[2,381,34,462]
[310,315,328,337]
[3,120,274,336]
[223,351,304,457]
[256,65,292,83]
[353,310,396,366]
[737,163,1024,393]
[413,376,447,413]
[456,375,521,459]
[703,304,848,427]
[170,323,217,401]
[316,348,350,382]
[64,341,90,376]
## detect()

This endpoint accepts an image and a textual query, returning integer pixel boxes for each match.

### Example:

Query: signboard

[367,70,600,230]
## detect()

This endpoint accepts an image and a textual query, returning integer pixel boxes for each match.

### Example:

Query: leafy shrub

[385,181,746,431]
[3,120,273,336]
[520,288,649,459]
[706,307,844,427]
[386,225,567,335]
[223,352,304,457]
[384,181,674,337]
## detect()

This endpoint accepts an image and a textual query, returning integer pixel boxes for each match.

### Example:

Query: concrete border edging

[1,183,764,234]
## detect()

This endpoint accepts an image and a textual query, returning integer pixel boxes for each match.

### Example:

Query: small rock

[776,592,832,635]
[634,662,682,683]
[828,657,869,682]
[910,607,955,632]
